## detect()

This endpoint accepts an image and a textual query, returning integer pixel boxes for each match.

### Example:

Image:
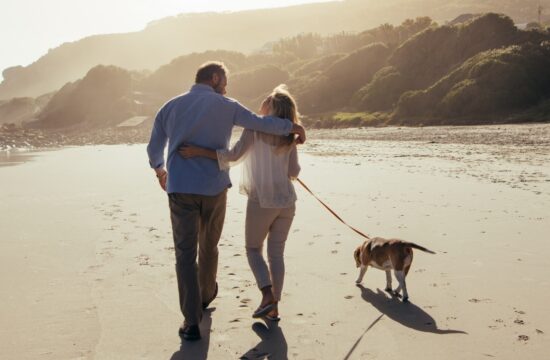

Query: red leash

[296,178,371,240]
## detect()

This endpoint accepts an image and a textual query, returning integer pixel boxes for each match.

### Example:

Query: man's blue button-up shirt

[147,84,293,195]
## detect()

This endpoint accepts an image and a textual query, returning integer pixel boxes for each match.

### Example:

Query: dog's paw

[384,287,393,293]
[402,296,409,303]
[355,279,362,284]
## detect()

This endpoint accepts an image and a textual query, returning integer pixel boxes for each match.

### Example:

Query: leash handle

[296,178,371,240]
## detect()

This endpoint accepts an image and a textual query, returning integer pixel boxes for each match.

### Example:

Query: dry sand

[1,124,549,359]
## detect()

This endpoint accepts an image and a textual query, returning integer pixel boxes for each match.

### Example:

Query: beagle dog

[354,237,435,302]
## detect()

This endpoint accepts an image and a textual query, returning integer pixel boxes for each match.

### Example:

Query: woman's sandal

[252,302,275,318]
[264,314,281,322]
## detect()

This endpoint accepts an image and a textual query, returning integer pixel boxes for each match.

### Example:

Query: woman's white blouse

[217,129,300,208]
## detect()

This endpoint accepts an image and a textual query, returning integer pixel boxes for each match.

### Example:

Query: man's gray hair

[195,61,228,83]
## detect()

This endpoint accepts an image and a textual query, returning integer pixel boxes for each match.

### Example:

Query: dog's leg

[355,265,367,284]
[395,270,409,302]
[391,269,402,298]
[384,270,392,292]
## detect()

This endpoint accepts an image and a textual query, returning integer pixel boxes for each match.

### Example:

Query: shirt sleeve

[216,129,254,171]
[288,143,301,179]
[146,108,168,169]
[232,101,292,136]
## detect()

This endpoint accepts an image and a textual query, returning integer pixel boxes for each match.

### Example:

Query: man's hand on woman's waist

[290,124,306,144]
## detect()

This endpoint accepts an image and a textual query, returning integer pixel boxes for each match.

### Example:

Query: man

[147,61,306,341]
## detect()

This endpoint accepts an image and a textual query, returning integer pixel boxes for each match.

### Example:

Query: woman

[179,85,300,321]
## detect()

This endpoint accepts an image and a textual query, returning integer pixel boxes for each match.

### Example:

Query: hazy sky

[1,0,337,77]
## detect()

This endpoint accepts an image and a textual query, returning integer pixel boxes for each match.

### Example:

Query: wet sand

[0,149,39,167]
[0,124,549,359]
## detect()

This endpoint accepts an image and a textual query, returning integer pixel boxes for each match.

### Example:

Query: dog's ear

[355,247,362,267]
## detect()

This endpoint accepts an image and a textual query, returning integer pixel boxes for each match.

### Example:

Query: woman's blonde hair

[269,84,300,146]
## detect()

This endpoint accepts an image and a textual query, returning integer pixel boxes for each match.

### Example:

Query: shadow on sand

[343,286,467,359]
[357,285,467,335]
[169,308,214,360]
[240,320,288,360]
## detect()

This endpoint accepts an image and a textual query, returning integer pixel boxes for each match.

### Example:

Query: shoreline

[3,124,549,196]
[2,122,549,152]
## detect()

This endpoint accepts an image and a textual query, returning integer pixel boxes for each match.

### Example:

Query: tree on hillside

[322,32,363,54]
[272,33,322,59]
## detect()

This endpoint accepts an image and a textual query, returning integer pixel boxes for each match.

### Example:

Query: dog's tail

[407,242,436,254]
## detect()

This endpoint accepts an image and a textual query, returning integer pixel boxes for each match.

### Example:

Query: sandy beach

[1,124,549,359]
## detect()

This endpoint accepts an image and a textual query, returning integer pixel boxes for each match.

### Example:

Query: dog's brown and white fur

[353,237,435,302]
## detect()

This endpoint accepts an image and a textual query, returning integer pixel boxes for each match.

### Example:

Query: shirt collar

[190,83,215,93]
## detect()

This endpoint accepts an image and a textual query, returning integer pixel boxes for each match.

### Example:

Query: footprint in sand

[468,298,491,303]
[87,264,103,271]
[136,254,151,266]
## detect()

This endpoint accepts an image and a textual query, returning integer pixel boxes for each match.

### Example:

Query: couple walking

[147,62,306,341]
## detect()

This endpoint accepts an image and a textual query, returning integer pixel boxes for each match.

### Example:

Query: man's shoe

[179,324,201,341]
[202,282,218,310]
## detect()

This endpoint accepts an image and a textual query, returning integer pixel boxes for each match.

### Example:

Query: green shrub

[394,42,550,121]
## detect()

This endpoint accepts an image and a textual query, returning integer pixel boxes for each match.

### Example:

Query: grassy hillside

[5,13,550,131]
[353,14,549,112]
[394,42,550,123]
[30,66,140,129]
[1,0,548,100]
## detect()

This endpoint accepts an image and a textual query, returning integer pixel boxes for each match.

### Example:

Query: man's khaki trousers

[168,189,227,326]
